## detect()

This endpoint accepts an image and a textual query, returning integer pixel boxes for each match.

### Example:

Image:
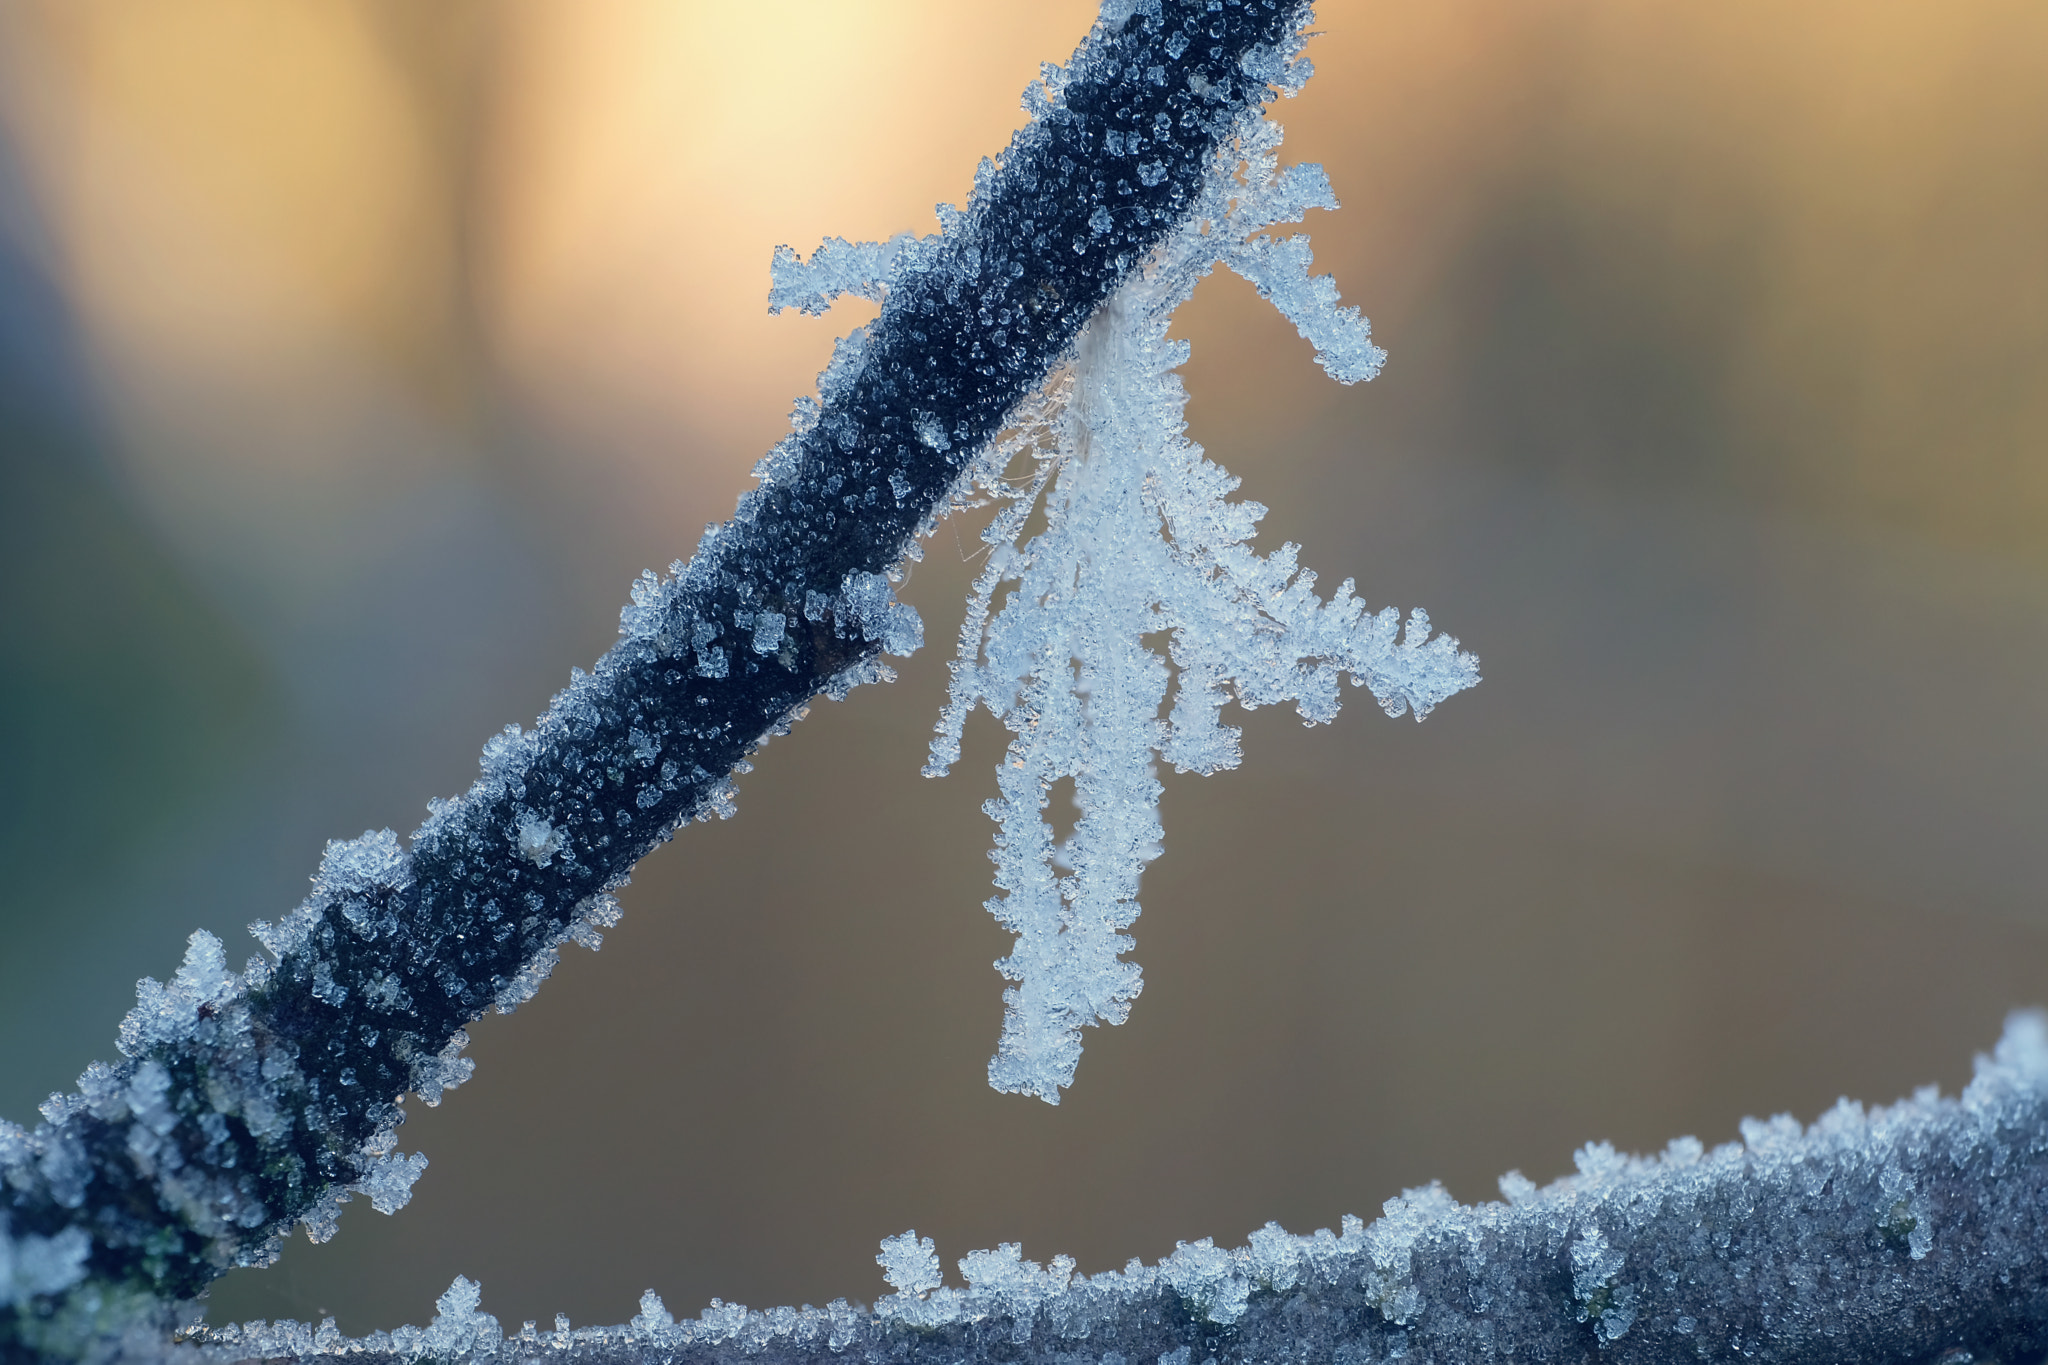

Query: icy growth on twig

[925,115,1478,1102]
[768,234,920,317]
[630,1289,676,1336]
[875,1230,942,1301]
[420,1275,502,1359]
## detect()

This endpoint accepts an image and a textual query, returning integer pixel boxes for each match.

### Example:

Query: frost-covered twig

[195,1013,2048,1365]
[1,3,1372,1359]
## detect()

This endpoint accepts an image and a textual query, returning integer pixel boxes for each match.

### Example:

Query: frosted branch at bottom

[199,1013,2048,1365]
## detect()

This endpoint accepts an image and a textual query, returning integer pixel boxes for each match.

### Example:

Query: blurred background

[2,0,2046,1336]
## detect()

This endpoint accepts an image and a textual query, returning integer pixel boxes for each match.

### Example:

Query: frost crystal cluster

[193,1013,2048,1365]
[920,115,1478,1102]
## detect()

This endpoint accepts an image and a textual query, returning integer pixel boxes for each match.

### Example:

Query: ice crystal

[919,115,1479,1102]
[875,1231,942,1301]
[767,235,919,318]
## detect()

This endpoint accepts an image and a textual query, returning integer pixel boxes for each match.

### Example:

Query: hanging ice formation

[776,74,1479,1103]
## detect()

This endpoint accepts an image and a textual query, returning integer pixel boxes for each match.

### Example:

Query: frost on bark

[197,1013,2048,1365]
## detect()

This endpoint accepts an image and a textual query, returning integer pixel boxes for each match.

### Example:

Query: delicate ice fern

[914,116,1478,1102]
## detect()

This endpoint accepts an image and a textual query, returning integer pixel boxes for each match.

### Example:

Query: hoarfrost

[516,818,565,871]
[422,1276,501,1360]
[313,828,406,899]
[116,929,238,1058]
[698,1298,748,1344]
[876,1230,943,1299]
[630,1289,675,1336]
[924,111,1476,1102]
[412,1030,476,1107]
[838,571,924,659]
[1160,1238,1248,1325]
[1569,1226,1636,1342]
[353,1147,430,1216]
[750,611,787,655]
[768,234,919,317]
